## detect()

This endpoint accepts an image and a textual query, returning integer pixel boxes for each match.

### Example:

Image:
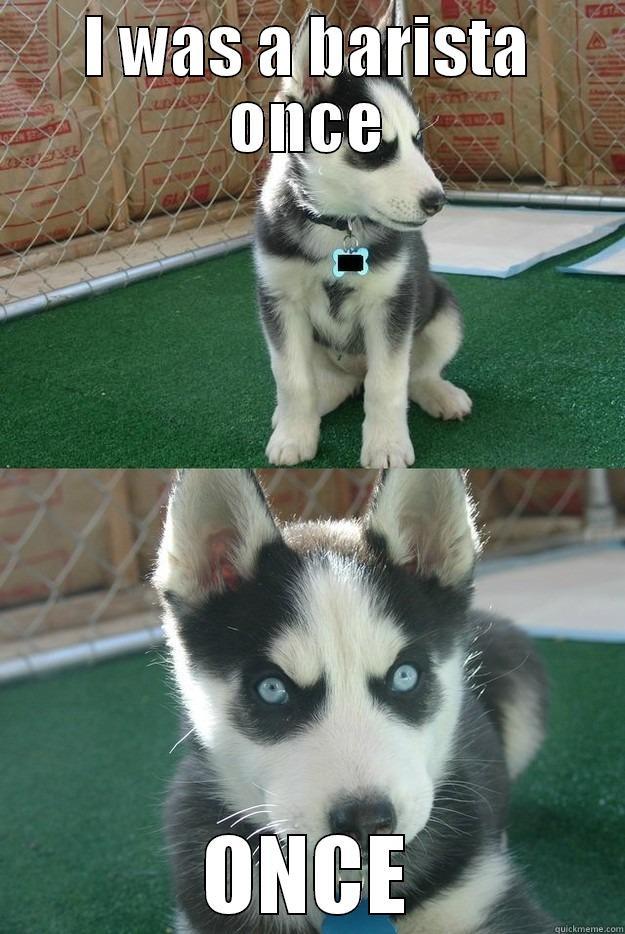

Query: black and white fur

[155,469,553,933]
[255,3,472,468]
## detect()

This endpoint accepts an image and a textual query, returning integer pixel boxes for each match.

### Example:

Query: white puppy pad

[559,235,625,276]
[422,205,625,278]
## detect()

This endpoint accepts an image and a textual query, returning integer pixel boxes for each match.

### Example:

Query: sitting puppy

[254,3,472,467]
[155,469,553,933]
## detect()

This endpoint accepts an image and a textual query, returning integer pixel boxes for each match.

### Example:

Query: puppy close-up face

[155,470,477,852]
[280,13,446,229]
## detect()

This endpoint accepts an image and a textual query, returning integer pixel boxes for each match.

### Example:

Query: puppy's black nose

[420,190,447,216]
[329,797,396,845]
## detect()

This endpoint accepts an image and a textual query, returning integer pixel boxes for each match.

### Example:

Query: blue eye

[256,676,289,705]
[390,663,420,693]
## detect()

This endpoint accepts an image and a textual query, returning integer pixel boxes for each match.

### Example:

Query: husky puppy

[155,469,553,933]
[255,3,472,468]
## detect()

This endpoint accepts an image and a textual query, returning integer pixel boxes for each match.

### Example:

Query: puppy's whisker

[419,114,440,133]
[246,820,289,841]
[229,808,277,829]
[216,803,277,826]
[169,728,194,755]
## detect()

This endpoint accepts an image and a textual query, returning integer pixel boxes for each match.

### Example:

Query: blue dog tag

[321,901,396,932]
[332,247,369,278]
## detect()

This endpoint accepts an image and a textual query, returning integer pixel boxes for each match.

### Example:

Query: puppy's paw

[360,423,415,468]
[266,418,319,466]
[410,378,472,421]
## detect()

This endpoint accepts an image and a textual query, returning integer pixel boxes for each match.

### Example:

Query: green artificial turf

[3,226,624,467]
[1,640,624,932]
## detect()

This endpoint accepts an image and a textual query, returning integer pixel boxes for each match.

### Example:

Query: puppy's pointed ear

[154,470,280,604]
[365,469,480,587]
[375,0,412,92]
[375,0,403,30]
[282,10,338,103]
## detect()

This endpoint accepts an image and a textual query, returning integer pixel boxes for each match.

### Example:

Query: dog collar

[321,900,396,931]
[303,209,358,232]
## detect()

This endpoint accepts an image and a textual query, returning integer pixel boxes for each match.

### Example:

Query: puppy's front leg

[361,316,414,468]
[264,300,320,466]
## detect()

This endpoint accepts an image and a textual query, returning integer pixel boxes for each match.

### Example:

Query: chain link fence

[1,468,623,682]
[1,1,624,315]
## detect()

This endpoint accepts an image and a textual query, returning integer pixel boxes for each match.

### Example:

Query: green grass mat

[0,640,623,932]
[3,228,624,467]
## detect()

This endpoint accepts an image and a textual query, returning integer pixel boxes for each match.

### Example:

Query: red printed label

[585,3,625,17]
